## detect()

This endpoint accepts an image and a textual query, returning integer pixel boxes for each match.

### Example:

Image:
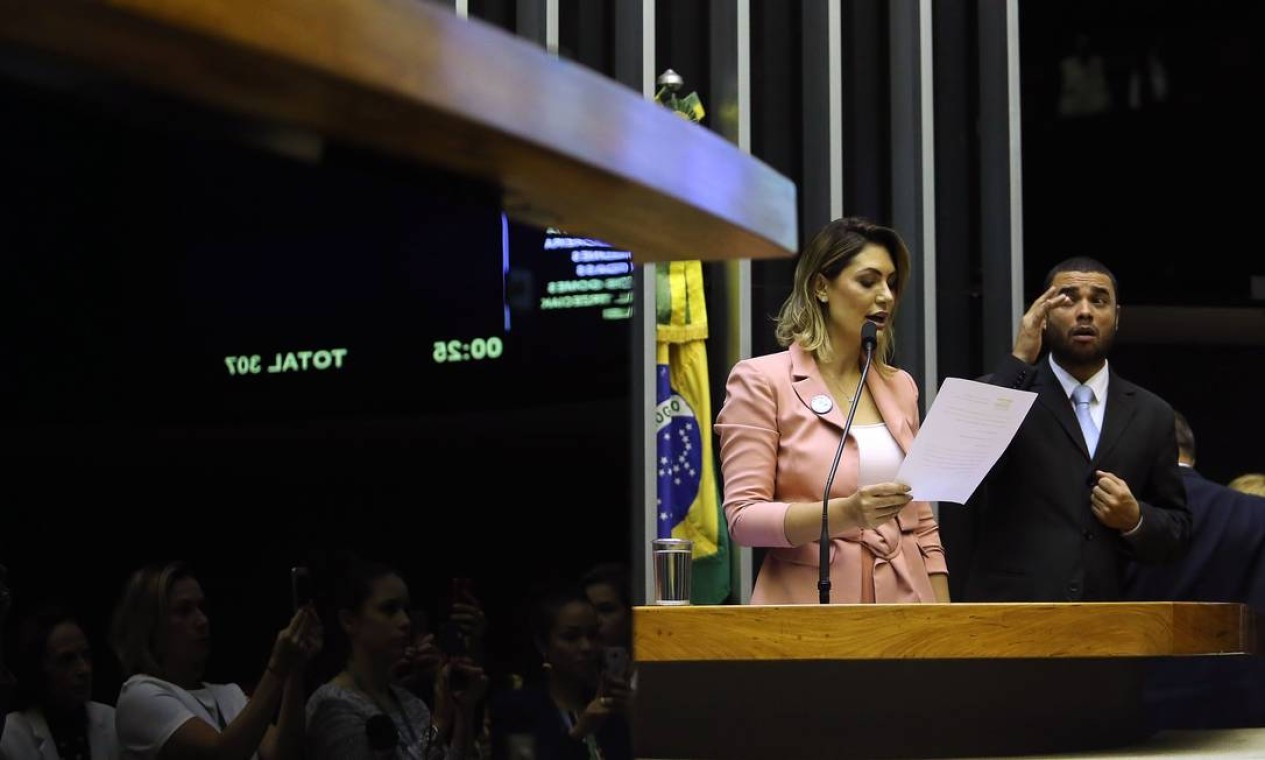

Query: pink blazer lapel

[867,371,915,453]
[788,343,851,430]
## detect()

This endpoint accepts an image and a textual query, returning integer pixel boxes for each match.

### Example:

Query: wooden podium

[632,602,1260,759]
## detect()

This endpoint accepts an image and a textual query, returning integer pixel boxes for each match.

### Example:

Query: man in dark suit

[962,257,1190,601]
[1125,410,1265,607]
[1123,411,1265,729]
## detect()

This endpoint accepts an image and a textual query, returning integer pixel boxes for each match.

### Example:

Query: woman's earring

[817,293,828,303]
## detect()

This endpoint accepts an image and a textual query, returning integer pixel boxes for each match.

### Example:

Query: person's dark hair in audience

[304,554,486,759]
[110,561,320,760]
[1173,410,1195,465]
[488,582,632,760]
[2,604,120,758]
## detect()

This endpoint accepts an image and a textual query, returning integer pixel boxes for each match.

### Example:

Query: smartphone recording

[290,566,313,612]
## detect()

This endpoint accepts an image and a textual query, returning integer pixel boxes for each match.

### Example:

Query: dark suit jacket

[1123,467,1265,729]
[1125,467,1265,607]
[963,354,1191,601]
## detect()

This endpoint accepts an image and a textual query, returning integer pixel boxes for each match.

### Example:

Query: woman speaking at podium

[715,217,949,604]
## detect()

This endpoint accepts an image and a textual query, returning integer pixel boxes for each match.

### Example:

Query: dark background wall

[0,73,632,699]
[1020,0,1260,309]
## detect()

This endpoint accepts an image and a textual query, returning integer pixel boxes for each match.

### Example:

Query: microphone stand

[818,323,878,604]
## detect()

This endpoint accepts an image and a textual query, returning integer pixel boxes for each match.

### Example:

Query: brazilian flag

[655,261,730,604]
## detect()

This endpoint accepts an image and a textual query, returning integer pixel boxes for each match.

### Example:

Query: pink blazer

[715,343,948,604]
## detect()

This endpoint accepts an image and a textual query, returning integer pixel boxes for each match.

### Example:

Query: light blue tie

[1072,384,1099,457]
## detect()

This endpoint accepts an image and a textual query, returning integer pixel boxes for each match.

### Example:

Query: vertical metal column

[709,0,753,603]
[571,1,610,71]
[615,0,656,607]
[888,0,937,408]
[430,0,468,16]
[801,0,843,235]
[517,0,559,55]
[929,0,975,388]
[978,0,1024,354]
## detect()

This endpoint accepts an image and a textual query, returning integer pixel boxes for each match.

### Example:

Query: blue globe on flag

[656,364,702,538]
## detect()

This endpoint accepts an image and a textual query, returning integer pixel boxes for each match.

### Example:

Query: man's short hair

[1174,410,1196,461]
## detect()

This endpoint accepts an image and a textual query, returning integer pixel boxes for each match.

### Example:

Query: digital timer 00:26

[432,336,504,363]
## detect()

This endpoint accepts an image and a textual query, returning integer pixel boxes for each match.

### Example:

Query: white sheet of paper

[895,377,1037,504]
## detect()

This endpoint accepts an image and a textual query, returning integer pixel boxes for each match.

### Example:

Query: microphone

[365,714,399,758]
[819,320,879,604]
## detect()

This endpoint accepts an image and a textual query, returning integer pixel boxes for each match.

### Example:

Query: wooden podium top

[633,602,1259,661]
[0,0,797,265]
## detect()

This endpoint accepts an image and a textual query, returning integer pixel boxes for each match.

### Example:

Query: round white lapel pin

[810,394,833,414]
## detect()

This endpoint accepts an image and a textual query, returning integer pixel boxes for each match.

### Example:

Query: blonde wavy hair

[774,216,911,375]
[111,561,194,679]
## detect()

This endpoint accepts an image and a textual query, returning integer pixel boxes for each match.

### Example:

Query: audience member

[392,579,488,715]
[305,556,486,759]
[581,562,634,692]
[1228,472,1265,497]
[488,583,631,760]
[111,562,320,760]
[580,563,631,653]
[1124,412,1265,729]
[1,605,118,759]
[1125,411,1265,605]
[963,256,1190,601]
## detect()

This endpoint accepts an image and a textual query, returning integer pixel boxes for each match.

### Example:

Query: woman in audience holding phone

[441,578,487,671]
[110,562,321,760]
[395,578,487,704]
[488,583,631,760]
[305,556,486,759]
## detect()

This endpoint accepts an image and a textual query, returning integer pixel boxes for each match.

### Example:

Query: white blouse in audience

[113,675,252,760]
[0,702,118,760]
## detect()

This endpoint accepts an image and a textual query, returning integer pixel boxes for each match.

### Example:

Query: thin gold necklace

[824,372,862,403]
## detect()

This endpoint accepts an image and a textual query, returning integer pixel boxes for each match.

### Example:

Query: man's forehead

[1051,270,1114,294]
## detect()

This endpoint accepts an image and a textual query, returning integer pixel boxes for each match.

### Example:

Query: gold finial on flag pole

[654,69,705,123]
